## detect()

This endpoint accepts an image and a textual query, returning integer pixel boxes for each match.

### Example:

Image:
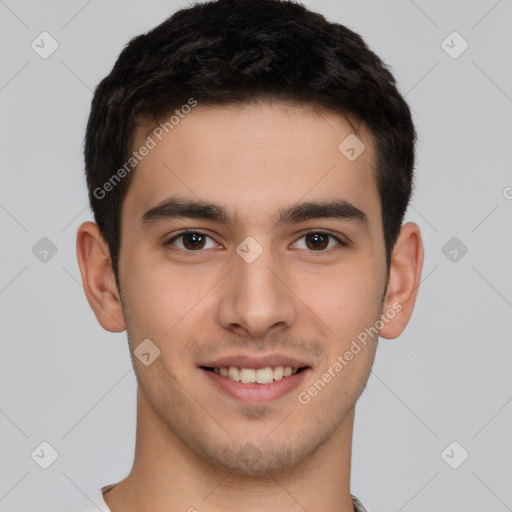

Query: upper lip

[200,354,310,369]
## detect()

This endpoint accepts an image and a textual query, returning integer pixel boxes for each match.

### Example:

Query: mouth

[198,356,311,404]
[200,365,307,384]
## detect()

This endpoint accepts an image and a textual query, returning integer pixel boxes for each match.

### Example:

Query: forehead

[122,101,381,229]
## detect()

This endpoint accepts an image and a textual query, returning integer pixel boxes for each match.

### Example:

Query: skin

[76,101,423,512]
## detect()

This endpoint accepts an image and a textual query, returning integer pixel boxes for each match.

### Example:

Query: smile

[203,365,302,384]
[200,365,310,404]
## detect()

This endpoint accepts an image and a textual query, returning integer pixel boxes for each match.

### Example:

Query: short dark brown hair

[84,0,416,286]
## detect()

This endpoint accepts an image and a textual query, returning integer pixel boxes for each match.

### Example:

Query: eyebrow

[140,196,369,230]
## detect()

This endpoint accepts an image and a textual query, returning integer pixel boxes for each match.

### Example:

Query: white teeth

[240,368,256,383]
[228,366,241,381]
[212,365,300,383]
[256,367,274,384]
[273,366,284,380]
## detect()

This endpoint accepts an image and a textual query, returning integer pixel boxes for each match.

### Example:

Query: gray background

[0,1,511,511]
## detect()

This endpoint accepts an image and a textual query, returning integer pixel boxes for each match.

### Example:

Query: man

[75,0,423,510]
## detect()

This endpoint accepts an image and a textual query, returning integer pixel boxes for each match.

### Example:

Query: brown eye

[293,232,344,252]
[182,232,206,250]
[304,233,329,250]
[166,231,217,251]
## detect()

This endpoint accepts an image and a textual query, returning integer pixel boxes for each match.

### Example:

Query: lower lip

[201,368,310,404]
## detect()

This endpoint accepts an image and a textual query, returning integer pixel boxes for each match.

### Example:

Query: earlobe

[76,221,126,333]
[379,222,424,340]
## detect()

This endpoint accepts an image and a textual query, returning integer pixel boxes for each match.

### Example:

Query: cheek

[293,262,384,336]
[121,259,214,349]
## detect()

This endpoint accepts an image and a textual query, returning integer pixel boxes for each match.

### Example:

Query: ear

[76,221,126,332]
[379,222,424,339]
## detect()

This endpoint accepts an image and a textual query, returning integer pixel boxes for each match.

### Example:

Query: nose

[217,243,297,339]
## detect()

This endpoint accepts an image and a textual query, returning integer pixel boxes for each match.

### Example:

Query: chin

[197,432,325,476]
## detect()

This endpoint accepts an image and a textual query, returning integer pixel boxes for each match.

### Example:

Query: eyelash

[164,230,346,255]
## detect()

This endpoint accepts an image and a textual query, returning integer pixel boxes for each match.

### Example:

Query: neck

[104,387,356,512]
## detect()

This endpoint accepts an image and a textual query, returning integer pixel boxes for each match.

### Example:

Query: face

[117,101,389,474]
